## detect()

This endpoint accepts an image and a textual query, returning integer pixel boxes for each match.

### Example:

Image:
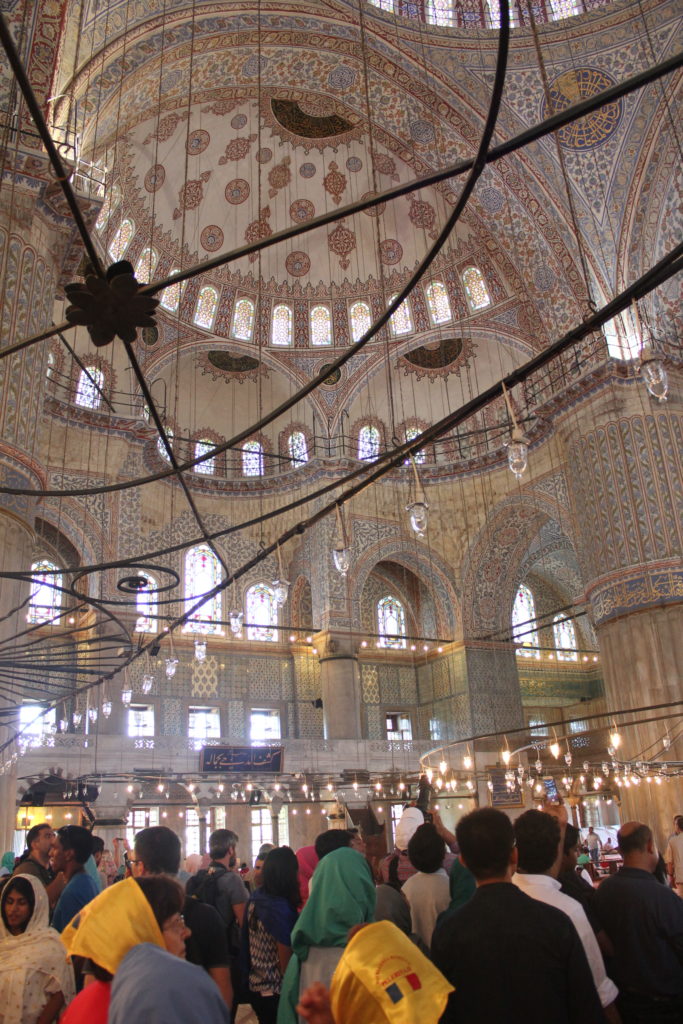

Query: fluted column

[567,399,683,847]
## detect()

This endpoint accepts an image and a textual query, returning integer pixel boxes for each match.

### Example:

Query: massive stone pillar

[567,395,683,848]
[313,629,363,740]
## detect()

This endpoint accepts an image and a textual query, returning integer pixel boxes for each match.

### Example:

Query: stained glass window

[553,615,578,661]
[405,427,426,464]
[108,218,134,260]
[194,439,216,475]
[243,440,264,477]
[358,424,380,461]
[485,0,519,28]
[271,304,292,346]
[27,560,62,623]
[157,427,174,462]
[310,305,332,346]
[75,366,105,409]
[426,0,454,26]
[462,266,492,310]
[426,281,452,324]
[288,431,309,466]
[135,247,158,282]
[184,543,223,634]
[350,301,372,343]
[246,583,278,641]
[95,183,121,231]
[389,294,412,335]
[134,571,157,632]
[512,583,540,658]
[377,595,407,649]
[232,297,255,341]
[369,0,395,9]
[548,0,581,19]
[194,286,219,329]
[160,268,181,312]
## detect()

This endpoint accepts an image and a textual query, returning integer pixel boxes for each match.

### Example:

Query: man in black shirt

[133,826,232,1008]
[595,821,683,1024]
[431,807,604,1024]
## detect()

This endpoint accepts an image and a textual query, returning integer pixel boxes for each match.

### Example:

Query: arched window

[426,0,454,27]
[288,431,309,467]
[232,297,255,341]
[246,583,278,641]
[157,428,174,462]
[425,281,452,324]
[160,268,181,312]
[548,0,581,19]
[28,560,62,624]
[75,366,105,409]
[389,294,412,336]
[512,583,540,658]
[243,440,264,477]
[349,301,372,343]
[377,595,407,649]
[271,304,292,346]
[369,0,395,9]
[194,438,217,475]
[462,266,492,310]
[194,286,219,330]
[95,183,121,231]
[184,544,223,633]
[553,615,578,661]
[358,424,380,461]
[310,305,332,346]
[405,426,426,464]
[108,218,134,260]
[135,247,158,281]
[134,572,158,632]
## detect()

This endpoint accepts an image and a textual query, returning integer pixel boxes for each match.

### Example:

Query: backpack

[186,865,241,957]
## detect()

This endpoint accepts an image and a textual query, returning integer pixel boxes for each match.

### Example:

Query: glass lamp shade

[165,657,179,679]
[229,610,243,637]
[273,578,289,607]
[102,701,112,718]
[88,707,98,723]
[406,500,429,538]
[564,751,573,766]
[59,718,68,731]
[332,546,351,576]
[194,638,207,662]
[506,428,528,479]
[640,350,668,402]
[121,688,132,705]
[72,711,83,726]
[142,674,154,694]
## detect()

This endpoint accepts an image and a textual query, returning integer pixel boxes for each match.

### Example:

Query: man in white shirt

[665,814,683,896]
[586,826,602,868]
[513,809,620,1023]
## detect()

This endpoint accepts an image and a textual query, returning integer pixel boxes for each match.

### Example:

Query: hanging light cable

[405,455,429,537]
[272,543,290,607]
[165,629,178,679]
[229,580,243,637]
[331,503,351,577]
[502,383,528,480]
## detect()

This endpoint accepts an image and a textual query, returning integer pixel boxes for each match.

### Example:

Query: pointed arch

[232,297,255,340]
[512,583,540,658]
[184,544,223,633]
[28,560,62,623]
[194,286,219,329]
[246,583,278,641]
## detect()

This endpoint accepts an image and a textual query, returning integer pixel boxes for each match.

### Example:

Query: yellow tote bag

[330,921,453,1024]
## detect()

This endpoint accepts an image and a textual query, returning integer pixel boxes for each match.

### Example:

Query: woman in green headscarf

[277,847,375,1024]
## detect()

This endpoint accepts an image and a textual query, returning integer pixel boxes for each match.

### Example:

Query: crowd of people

[0,807,681,1023]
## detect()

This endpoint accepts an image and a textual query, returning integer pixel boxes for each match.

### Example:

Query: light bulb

[501,748,511,765]
[72,711,82,726]
[662,735,671,750]
[506,427,528,480]
[610,729,622,750]
[229,611,243,637]
[165,657,178,679]
[425,767,433,783]
[273,578,289,606]
[550,741,560,759]
[640,347,668,402]
[535,758,542,773]
[406,500,429,538]
[194,638,207,662]
[142,674,154,694]
[102,701,112,718]
[59,718,68,731]
[466,779,474,791]
[332,546,351,576]
[121,689,132,706]
[564,752,572,766]
[463,754,473,771]
[487,779,494,791]
[439,759,448,775]
[352,781,358,791]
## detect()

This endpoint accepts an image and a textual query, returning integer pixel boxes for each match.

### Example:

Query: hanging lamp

[272,544,289,607]
[405,455,429,537]
[502,383,528,480]
[331,504,351,576]
[633,302,669,402]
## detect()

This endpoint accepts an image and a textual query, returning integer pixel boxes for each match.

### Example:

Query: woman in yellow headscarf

[60,874,189,1024]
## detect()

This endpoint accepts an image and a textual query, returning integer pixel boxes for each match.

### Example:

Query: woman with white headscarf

[0,873,75,1023]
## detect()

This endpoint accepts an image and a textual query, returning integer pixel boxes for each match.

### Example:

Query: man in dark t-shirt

[132,826,232,1008]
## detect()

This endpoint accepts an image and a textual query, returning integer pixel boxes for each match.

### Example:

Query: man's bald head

[617,822,655,864]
